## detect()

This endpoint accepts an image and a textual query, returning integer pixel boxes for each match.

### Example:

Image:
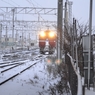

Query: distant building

[0,36,37,48]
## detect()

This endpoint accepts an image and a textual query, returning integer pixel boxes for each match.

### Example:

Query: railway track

[0,54,45,85]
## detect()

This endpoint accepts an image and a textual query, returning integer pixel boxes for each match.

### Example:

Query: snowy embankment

[0,54,71,95]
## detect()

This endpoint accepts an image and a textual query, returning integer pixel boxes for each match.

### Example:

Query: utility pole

[12,9,15,44]
[28,32,30,50]
[15,30,18,48]
[22,31,24,49]
[68,1,73,32]
[57,0,63,60]
[72,18,75,59]
[64,1,68,28]
[15,30,18,42]
[5,26,8,48]
[0,24,2,49]
[88,0,93,89]
[68,1,73,57]
[75,19,78,69]
[0,24,2,44]
[64,1,68,47]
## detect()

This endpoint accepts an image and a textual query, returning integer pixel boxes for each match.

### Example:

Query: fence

[65,53,83,95]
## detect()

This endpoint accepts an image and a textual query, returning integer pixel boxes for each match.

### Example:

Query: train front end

[39,30,57,54]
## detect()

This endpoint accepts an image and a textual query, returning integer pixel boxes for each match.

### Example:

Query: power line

[10,0,20,7]
[32,0,42,7]
[26,0,45,21]
[1,0,14,6]
[26,0,33,6]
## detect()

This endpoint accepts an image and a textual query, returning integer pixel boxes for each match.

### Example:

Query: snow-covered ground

[85,88,95,95]
[1,49,95,95]
[0,54,70,95]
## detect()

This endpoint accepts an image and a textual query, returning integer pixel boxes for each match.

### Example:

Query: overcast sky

[0,0,95,26]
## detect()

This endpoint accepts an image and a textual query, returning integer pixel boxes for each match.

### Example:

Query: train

[39,30,57,54]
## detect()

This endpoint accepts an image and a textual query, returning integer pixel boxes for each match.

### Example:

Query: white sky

[72,0,95,27]
[0,0,95,32]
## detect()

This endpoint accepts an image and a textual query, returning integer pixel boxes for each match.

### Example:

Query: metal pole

[29,32,30,47]
[12,9,15,44]
[72,18,75,59]
[22,31,23,49]
[68,1,73,34]
[0,24,2,44]
[15,30,18,49]
[88,0,93,89]
[57,0,63,60]
[64,0,68,28]
[15,30,17,42]
[5,26,8,48]
[75,19,78,69]
[0,24,2,50]
[68,1,73,56]
[63,1,67,64]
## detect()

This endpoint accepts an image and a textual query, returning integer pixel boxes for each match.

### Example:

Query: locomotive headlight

[49,32,55,38]
[40,31,46,37]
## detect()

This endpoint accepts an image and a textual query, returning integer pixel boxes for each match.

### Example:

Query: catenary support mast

[57,0,63,60]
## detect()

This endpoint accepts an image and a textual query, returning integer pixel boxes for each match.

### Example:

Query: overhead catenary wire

[31,0,42,7]
[10,0,20,7]
[30,0,57,29]
[26,0,45,21]
[26,0,58,30]
[26,0,53,31]
[1,0,14,6]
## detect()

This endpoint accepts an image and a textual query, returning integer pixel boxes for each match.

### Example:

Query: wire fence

[65,53,78,95]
